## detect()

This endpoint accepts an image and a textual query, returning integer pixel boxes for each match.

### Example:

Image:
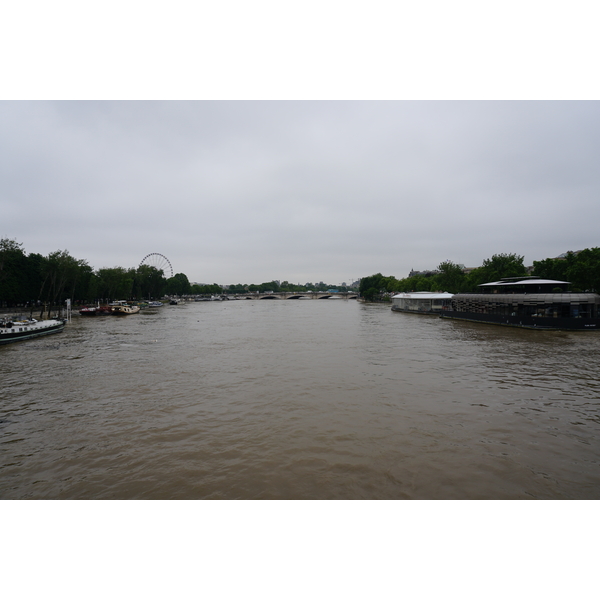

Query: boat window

[575,304,592,319]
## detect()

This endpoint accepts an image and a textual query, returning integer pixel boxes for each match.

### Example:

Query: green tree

[191,283,222,295]
[85,272,100,302]
[97,267,134,300]
[0,239,28,307]
[165,273,192,296]
[22,253,46,304]
[381,275,402,293]
[565,248,600,292]
[134,265,166,299]
[265,280,281,292]
[359,273,384,299]
[0,238,24,278]
[38,250,89,313]
[435,261,466,293]
[532,257,568,281]
[466,253,527,290]
[363,287,380,301]
[410,276,432,292]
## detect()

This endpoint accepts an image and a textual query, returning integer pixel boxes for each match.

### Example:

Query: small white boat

[110,301,140,315]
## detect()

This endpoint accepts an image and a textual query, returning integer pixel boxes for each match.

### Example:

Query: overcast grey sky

[1,101,599,285]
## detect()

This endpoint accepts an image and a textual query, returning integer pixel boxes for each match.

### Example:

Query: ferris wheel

[139,253,174,278]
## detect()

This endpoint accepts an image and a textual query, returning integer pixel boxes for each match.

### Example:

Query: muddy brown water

[1,299,599,499]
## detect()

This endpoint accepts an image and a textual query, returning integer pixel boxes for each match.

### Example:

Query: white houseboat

[391,291,453,314]
[0,318,67,345]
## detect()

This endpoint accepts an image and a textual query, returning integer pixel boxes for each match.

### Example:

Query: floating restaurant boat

[391,291,453,314]
[0,317,67,345]
[440,277,600,330]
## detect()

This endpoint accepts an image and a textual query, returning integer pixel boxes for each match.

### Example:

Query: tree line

[226,280,346,294]
[359,249,600,301]
[9,237,594,309]
[0,238,194,308]
[0,238,348,308]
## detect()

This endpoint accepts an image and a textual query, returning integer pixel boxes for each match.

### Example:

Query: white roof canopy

[479,279,570,287]
[391,292,453,299]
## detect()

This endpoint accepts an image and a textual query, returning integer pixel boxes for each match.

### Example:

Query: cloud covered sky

[2,100,599,285]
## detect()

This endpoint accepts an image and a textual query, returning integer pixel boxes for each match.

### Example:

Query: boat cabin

[391,292,453,314]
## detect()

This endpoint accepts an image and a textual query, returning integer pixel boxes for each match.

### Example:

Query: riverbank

[1,306,68,320]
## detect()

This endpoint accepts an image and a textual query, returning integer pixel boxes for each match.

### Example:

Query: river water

[1,299,599,499]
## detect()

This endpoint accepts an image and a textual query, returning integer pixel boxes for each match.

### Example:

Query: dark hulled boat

[440,277,600,330]
[0,318,67,345]
[79,305,112,316]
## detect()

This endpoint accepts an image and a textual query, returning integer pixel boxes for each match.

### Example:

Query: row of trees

[359,249,600,301]
[531,248,600,294]
[225,280,345,294]
[9,237,595,308]
[0,238,347,308]
[0,238,194,308]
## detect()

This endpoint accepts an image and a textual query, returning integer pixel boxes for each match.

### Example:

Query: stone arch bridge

[180,292,359,301]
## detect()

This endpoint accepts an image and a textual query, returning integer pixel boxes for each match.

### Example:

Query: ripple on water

[1,301,600,499]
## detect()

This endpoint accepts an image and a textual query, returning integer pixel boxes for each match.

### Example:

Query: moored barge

[79,305,112,316]
[0,317,67,345]
[440,277,600,330]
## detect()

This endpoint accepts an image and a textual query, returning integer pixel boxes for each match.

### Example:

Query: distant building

[555,250,583,260]
[408,269,438,278]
